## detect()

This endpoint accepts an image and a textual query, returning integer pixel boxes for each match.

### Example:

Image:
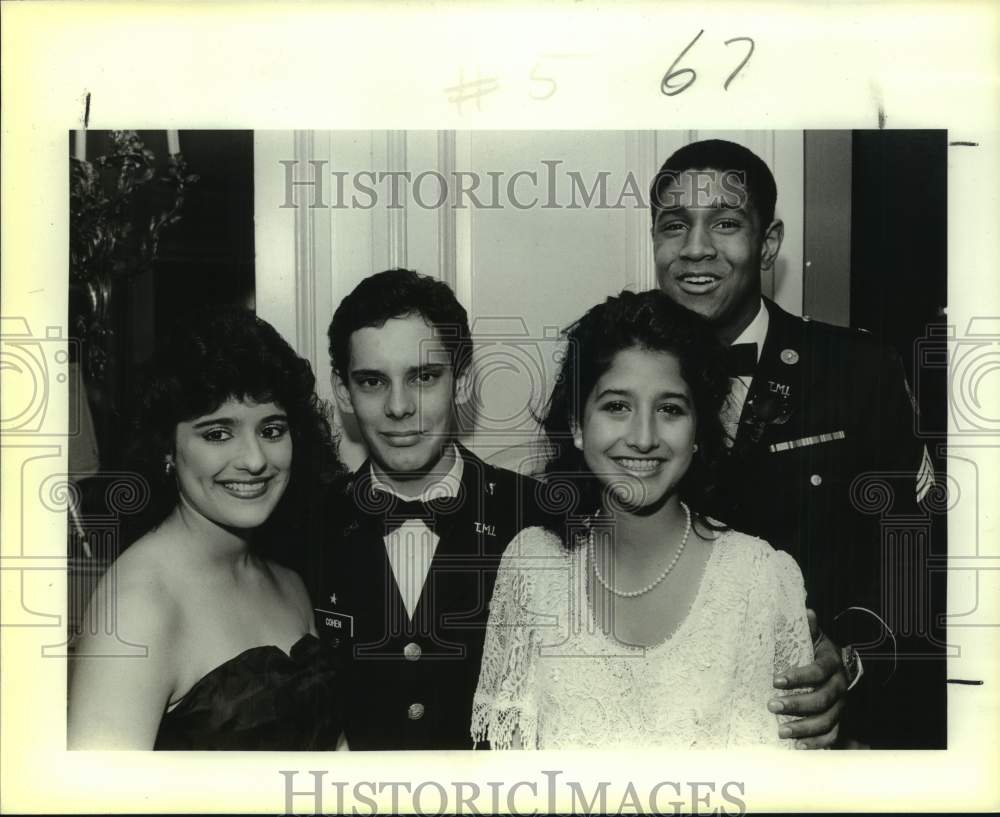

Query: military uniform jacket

[309,444,547,750]
[711,298,944,746]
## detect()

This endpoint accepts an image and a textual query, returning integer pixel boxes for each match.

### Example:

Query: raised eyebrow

[259,413,289,424]
[658,392,692,404]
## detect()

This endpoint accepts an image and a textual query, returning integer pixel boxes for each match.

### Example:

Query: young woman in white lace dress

[472,290,813,750]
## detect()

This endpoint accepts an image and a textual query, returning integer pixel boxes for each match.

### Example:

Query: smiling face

[334,314,464,494]
[652,168,783,345]
[574,346,697,513]
[172,398,292,530]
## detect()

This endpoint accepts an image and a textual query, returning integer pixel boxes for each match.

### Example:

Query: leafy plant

[69,130,198,380]
[70,130,198,284]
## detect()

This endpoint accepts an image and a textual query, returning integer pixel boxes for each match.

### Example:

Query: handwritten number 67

[660,31,755,96]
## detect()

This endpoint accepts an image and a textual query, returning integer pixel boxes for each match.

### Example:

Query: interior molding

[758,131,778,300]
[293,130,317,364]
[625,130,658,291]
[437,130,457,288]
[386,130,408,270]
[311,131,334,389]
[453,131,474,311]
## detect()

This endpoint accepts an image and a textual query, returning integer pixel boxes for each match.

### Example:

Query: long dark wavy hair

[539,289,730,535]
[123,307,344,556]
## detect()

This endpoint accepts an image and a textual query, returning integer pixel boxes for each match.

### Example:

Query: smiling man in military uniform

[315,268,547,750]
[649,139,943,748]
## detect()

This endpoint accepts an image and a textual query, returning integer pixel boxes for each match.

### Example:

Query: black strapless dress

[154,634,342,750]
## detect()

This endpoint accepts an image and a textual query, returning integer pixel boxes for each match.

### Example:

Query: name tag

[315,607,354,637]
[769,430,846,453]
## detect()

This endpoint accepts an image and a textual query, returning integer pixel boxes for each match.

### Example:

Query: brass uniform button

[810,474,823,487]
[407,702,425,720]
[403,642,422,661]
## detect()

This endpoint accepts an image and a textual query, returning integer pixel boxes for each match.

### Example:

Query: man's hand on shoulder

[769,610,848,749]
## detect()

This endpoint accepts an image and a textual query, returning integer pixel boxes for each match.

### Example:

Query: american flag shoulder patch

[769,430,846,453]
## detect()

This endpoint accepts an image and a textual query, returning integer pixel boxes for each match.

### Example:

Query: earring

[164,459,174,476]
[692,443,699,453]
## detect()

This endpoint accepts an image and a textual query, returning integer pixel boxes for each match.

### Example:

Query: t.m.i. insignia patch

[768,380,791,397]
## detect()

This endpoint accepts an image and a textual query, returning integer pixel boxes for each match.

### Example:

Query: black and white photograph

[64,127,948,751]
[2,3,998,815]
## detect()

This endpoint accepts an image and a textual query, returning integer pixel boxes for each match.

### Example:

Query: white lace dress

[472,526,813,750]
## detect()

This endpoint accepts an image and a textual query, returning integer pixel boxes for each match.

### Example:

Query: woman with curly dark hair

[473,290,814,749]
[69,308,345,750]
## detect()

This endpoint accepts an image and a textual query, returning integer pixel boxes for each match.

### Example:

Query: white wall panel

[256,130,805,470]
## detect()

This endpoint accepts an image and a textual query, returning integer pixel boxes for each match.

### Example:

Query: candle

[166,130,181,155]
[73,130,86,162]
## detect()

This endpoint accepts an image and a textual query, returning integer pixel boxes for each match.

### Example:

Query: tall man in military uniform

[649,139,944,747]
[313,268,547,749]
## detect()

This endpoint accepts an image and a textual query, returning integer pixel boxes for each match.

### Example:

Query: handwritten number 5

[723,37,755,91]
[660,29,704,97]
[530,60,558,101]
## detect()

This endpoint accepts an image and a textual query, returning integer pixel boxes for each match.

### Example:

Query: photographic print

[3,3,998,815]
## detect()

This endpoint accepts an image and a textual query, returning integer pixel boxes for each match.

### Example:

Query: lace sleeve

[726,539,815,748]
[771,550,814,680]
[770,549,815,743]
[471,527,557,750]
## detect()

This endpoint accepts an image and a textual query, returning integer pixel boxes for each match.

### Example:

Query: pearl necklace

[589,502,692,598]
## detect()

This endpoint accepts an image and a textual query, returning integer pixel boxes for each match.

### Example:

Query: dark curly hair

[124,307,344,551]
[327,268,473,380]
[650,139,777,239]
[540,289,730,529]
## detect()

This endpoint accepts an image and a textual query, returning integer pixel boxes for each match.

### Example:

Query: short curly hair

[327,268,473,380]
[650,139,777,238]
[125,307,343,548]
[540,289,730,527]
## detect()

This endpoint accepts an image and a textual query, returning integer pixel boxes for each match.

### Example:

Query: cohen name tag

[315,607,354,637]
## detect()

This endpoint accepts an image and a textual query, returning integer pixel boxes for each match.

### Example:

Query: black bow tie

[366,493,460,534]
[725,342,758,377]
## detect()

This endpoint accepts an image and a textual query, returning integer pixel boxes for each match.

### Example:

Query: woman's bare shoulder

[112,530,178,592]
[267,559,308,594]
[68,531,187,749]
[77,531,183,652]
[264,560,313,621]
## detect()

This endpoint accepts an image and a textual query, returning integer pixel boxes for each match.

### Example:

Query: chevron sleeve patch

[916,445,936,504]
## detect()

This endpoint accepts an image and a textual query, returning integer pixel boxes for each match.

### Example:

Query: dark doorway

[850,129,948,748]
